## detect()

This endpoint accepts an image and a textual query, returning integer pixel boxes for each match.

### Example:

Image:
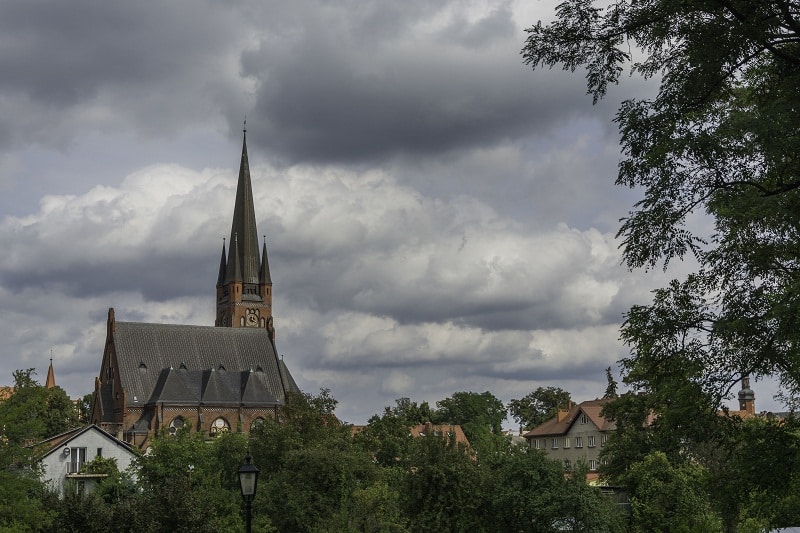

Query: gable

[38,425,133,461]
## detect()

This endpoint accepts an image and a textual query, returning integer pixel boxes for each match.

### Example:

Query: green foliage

[77,393,94,424]
[251,389,379,532]
[508,386,572,430]
[603,367,618,399]
[525,4,800,529]
[0,369,80,445]
[389,397,433,425]
[0,448,54,532]
[401,432,489,532]
[487,448,625,532]
[353,408,415,467]
[433,391,507,457]
[625,452,719,533]
[133,424,245,533]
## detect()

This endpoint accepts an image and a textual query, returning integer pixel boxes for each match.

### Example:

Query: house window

[541,439,547,449]
[563,437,570,448]
[210,417,230,435]
[97,448,102,458]
[533,439,540,449]
[564,459,572,471]
[575,436,583,448]
[551,438,559,449]
[589,459,597,471]
[588,435,596,447]
[69,447,87,474]
[601,434,609,446]
[580,414,588,424]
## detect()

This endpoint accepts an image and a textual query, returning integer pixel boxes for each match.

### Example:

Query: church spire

[45,352,56,389]
[215,125,274,329]
[225,127,261,284]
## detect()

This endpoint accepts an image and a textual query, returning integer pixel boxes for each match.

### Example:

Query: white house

[37,424,137,495]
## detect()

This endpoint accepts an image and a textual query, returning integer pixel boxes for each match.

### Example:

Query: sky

[0,0,781,425]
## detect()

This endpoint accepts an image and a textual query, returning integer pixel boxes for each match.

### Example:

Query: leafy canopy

[508,386,572,430]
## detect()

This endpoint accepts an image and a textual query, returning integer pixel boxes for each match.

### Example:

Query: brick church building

[90,129,300,448]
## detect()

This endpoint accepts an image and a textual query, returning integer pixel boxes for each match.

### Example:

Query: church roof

[112,320,297,407]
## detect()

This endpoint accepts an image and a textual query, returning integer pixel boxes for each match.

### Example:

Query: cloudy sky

[0,0,778,425]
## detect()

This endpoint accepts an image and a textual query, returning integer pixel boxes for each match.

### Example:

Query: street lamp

[237,453,259,533]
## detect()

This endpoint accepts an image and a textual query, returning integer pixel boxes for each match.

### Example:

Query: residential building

[37,424,136,496]
[90,128,300,448]
[523,399,613,476]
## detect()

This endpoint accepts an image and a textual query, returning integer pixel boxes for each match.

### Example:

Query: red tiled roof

[523,399,615,438]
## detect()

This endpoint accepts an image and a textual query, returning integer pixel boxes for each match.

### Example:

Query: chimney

[556,400,573,422]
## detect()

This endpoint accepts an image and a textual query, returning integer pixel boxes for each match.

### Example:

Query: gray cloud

[0,0,772,426]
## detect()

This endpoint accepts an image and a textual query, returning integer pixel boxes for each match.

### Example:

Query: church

[90,129,300,448]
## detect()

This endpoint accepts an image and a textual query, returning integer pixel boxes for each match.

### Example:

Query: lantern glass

[237,454,259,500]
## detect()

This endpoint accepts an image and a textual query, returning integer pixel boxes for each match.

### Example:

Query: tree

[0,369,80,444]
[77,392,94,424]
[625,452,720,533]
[508,386,572,430]
[401,430,489,532]
[353,408,415,467]
[433,391,508,457]
[133,424,245,532]
[523,0,800,411]
[390,397,433,425]
[603,367,618,399]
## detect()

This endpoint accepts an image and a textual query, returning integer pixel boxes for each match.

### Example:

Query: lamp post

[237,453,259,533]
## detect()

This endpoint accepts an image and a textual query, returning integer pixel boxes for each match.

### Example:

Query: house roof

[409,423,471,447]
[524,399,615,438]
[0,386,12,401]
[34,424,134,459]
[110,320,298,409]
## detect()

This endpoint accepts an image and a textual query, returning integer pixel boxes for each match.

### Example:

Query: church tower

[215,127,274,333]
[738,375,756,415]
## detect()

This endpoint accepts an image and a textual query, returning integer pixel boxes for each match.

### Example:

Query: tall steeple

[45,352,56,389]
[216,126,274,330]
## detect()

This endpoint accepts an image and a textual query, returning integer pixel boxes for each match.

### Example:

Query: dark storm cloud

[0,0,247,150]
[240,2,594,163]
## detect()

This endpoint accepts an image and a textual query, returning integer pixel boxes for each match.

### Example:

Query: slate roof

[113,321,297,408]
[524,399,615,438]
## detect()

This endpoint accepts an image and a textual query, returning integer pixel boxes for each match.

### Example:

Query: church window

[210,417,230,435]
[169,416,185,436]
[250,417,265,431]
